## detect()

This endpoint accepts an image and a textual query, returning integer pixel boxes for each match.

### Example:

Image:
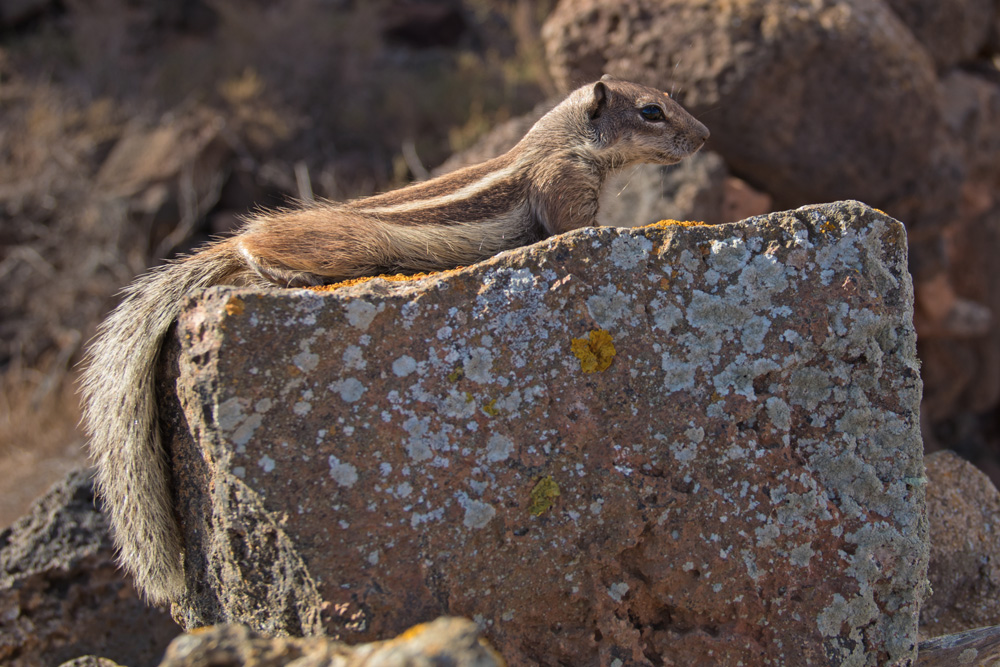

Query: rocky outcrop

[154,617,503,667]
[921,451,1000,637]
[161,201,926,665]
[0,470,180,667]
[541,0,1000,480]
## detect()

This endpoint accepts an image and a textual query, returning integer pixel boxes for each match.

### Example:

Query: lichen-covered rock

[164,201,926,666]
[156,617,504,667]
[0,470,180,667]
[920,451,1000,637]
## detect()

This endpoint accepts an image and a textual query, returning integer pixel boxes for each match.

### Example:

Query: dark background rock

[921,451,1000,637]
[542,0,956,227]
[0,470,181,667]
[883,0,995,70]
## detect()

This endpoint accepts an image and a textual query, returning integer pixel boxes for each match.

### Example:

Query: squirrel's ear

[589,81,609,120]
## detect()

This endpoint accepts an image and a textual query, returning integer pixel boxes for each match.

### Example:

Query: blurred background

[1,0,999,528]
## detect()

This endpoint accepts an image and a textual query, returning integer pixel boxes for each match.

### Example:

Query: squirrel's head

[579,75,709,167]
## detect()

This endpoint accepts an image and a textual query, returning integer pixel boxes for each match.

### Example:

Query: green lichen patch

[529,476,561,516]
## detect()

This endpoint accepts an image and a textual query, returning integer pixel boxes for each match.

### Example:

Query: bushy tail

[81,243,241,604]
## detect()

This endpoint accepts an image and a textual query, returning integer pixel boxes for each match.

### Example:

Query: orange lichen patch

[308,267,465,292]
[819,219,840,234]
[571,329,616,373]
[394,620,432,642]
[658,270,677,290]
[224,296,245,316]
[646,219,707,230]
[529,476,560,516]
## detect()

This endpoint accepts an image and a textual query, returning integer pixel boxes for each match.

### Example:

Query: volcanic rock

[0,470,180,667]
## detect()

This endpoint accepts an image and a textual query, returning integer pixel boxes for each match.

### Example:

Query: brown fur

[81,77,708,603]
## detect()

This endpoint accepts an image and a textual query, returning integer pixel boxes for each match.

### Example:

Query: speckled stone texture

[163,201,926,666]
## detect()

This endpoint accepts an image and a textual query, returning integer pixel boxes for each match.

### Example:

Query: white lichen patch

[650,298,683,334]
[765,397,791,431]
[456,492,496,529]
[485,433,514,463]
[686,290,752,334]
[707,237,751,274]
[292,350,319,373]
[342,345,366,370]
[258,455,276,473]
[216,397,263,449]
[463,347,494,384]
[661,352,698,393]
[344,299,381,330]
[607,581,630,602]
[328,455,359,487]
[329,377,366,403]
[586,285,631,330]
[392,355,418,377]
[609,234,652,270]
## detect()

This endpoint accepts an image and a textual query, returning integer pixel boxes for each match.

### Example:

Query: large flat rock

[162,201,926,666]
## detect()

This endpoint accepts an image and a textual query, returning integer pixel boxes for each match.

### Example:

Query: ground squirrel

[81,76,709,604]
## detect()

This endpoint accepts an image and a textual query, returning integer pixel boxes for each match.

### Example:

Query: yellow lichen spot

[646,219,707,230]
[819,219,839,234]
[464,391,475,404]
[224,296,244,316]
[571,329,616,373]
[448,367,464,382]
[308,267,466,292]
[529,476,561,516]
[482,399,500,417]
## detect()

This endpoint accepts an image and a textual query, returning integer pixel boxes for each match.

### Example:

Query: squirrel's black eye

[640,105,665,122]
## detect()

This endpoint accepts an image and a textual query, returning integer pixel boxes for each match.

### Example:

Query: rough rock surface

[162,201,926,666]
[155,617,503,667]
[541,0,1000,503]
[920,451,1000,637]
[0,470,181,667]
